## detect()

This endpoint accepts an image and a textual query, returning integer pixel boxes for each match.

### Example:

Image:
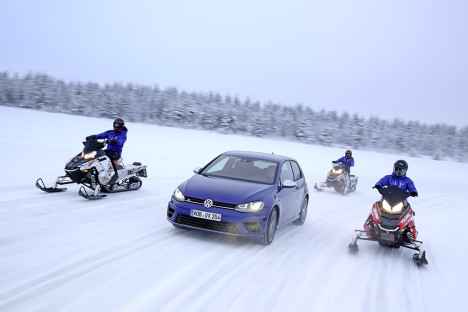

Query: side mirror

[282,180,297,188]
[193,167,202,174]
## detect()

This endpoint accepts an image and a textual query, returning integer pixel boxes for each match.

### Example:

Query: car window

[205,156,230,174]
[280,161,294,185]
[290,161,303,181]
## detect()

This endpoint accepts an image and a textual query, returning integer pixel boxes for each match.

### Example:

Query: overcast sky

[1,0,467,127]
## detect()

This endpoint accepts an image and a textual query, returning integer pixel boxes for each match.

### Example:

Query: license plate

[380,232,395,242]
[190,209,221,222]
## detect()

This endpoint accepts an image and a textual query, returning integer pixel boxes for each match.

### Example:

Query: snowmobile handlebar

[376,185,411,201]
[332,161,350,165]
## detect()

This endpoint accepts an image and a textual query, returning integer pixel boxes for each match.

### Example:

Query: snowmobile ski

[36,178,67,193]
[413,251,428,266]
[314,183,324,192]
[78,186,107,200]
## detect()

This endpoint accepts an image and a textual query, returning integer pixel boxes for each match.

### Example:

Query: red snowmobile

[348,185,428,266]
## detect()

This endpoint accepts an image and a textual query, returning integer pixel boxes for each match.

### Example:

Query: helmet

[393,160,408,177]
[113,118,125,132]
[345,150,352,159]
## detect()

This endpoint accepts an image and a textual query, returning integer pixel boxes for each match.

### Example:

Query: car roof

[222,150,295,163]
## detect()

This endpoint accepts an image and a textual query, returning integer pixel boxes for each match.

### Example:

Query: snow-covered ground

[0,106,467,312]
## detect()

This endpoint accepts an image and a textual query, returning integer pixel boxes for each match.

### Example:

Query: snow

[0,106,467,312]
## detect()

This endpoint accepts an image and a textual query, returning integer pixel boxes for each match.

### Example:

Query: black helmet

[114,118,125,132]
[345,150,352,158]
[393,160,408,177]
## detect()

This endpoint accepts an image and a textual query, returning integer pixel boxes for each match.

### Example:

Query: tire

[259,208,278,245]
[293,197,308,225]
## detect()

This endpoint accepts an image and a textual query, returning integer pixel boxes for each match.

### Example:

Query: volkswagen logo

[204,199,213,208]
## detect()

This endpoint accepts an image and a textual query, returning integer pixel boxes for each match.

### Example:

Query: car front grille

[175,213,240,234]
[184,196,237,210]
[167,206,175,218]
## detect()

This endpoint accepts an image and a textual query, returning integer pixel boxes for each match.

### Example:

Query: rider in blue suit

[373,159,419,243]
[86,118,127,185]
[374,160,418,196]
[336,150,354,175]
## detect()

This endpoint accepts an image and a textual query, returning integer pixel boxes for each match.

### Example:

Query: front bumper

[65,168,88,183]
[167,198,268,237]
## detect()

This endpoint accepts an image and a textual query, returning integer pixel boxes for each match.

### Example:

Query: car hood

[180,174,275,204]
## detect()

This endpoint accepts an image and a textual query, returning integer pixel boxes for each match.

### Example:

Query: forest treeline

[1,71,467,162]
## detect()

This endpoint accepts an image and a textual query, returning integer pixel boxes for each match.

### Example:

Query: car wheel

[259,208,278,245]
[293,197,308,225]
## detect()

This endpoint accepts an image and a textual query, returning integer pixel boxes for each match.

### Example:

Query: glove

[332,161,337,164]
[86,135,95,140]
[410,191,418,197]
[373,185,382,190]
[109,139,118,145]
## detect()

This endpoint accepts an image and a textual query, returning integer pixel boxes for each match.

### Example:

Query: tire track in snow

[0,230,160,310]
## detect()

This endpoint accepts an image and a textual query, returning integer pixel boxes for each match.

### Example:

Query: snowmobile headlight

[173,188,185,202]
[235,201,264,213]
[82,151,97,159]
[332,169,343,174]
[381,200,404,214]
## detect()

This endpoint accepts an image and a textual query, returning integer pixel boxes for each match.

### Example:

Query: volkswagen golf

[167,151,309,245]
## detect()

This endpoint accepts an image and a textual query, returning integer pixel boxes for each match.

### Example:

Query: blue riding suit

[337,156,354,173]
[95,128,128,156]
[375,173,418,193]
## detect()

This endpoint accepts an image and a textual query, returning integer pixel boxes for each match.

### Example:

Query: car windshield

[201,155,278,184]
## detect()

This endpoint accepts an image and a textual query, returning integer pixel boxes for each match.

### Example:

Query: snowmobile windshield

[82,139,106,154]
[332,163,344,169]
[331,162,345,173]
[201,155,278,184]
[378,185,411,207]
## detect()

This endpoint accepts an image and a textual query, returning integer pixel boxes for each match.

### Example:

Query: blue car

[167,151,309,245]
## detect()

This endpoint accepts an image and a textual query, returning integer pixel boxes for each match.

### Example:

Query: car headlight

[235,201,264,212]
[381,200,404,214]
[332,169,343,174]
[173,188,185,202]
[82,151,97,159]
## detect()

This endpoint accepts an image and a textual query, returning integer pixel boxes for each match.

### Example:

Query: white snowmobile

[314,161,358,194]
[36,137,147,200]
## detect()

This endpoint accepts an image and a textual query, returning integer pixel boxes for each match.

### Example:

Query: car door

[290,160,306,216]
[277,161,301,223]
